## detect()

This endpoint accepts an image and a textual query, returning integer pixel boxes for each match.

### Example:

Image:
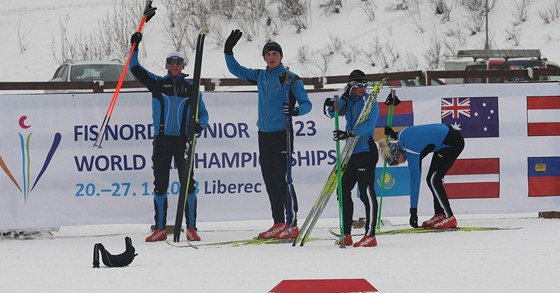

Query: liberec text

[203,179,262,195]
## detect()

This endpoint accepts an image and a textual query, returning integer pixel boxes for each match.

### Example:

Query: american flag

[442,97,470,119]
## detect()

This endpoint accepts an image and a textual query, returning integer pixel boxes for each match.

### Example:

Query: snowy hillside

[1,0,560,82]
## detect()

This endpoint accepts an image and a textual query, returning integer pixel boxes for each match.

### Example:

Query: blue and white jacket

[130,51,209,136]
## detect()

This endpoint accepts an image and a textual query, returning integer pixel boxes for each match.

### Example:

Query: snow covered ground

[2,213,559,293]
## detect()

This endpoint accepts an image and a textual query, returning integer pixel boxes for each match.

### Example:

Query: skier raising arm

[128,20,209,243]
[223,29,312,239]
[378,123,465,229]
[323,70,380,247]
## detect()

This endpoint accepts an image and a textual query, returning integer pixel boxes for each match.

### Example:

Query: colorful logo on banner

[374,166,410,197]
[526,96,560,136]
[374,101,414,141]
[0,116,62,203]
[527,157,560,196]
[444,158,500,199]
[441,97,499,138]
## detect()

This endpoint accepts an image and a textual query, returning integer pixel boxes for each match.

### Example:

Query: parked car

[47,60,137,94]
[49,60,135,83]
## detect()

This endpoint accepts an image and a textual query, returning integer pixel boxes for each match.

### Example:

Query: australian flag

[441,97,499,138]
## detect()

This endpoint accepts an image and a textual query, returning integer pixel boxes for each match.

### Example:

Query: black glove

[194,122,204,134]
[384,126,397,139]
[143,2,157,23]
[283,104,299,116]
[385,92,401,106]
[131,32,142,51]
[324,97,334,108]
[409,208,419,228]
[224,29,242,55]
[333,130,354,141]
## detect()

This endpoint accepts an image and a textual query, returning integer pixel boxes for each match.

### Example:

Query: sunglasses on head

[166,57,184,65]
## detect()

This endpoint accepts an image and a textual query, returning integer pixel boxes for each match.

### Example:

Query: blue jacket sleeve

[224,54,258,81]
[326,96,348,118]
[129,51,163,90]
[197,94,209,127]
[292,78,312,116]
[407,154,421,209]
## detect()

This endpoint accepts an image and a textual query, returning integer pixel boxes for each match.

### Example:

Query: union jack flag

[441,97,470,119]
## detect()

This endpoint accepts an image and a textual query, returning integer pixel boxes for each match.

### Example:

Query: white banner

[1,83,559,230]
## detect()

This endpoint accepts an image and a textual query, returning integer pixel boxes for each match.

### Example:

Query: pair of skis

[173,30,208,243]
[292,79,385,247]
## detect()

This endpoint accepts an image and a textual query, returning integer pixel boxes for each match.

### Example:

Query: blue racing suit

[130,51,209,229]
[225,53,312,226]
[396,123,464,216]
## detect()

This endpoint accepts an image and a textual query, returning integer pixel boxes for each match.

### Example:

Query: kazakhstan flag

[374,166,410,197]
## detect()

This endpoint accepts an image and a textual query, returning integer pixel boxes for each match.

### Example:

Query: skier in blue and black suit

[323,70,383,247]
[379,123,464,230]
[223,29,312,239]
[129,27,209,243]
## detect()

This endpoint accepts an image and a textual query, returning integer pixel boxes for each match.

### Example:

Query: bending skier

[223,29,312,239]
[324,70,381,247]
[378,123,465,229]
[129,28,209,242]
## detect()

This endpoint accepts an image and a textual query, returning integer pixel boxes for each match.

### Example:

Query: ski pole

[376,89,396,232]
[284,67,296,227]
[333,95,345,248]
[94,0,152,148]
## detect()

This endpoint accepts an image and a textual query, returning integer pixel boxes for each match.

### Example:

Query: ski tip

[199,28,209,35]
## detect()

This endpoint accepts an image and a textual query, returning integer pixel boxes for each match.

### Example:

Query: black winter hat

[348,69,368,83]
[262,42,283,56]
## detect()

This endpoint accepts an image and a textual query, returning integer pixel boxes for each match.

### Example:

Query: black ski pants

[340,139,379,236]
[152,135,197,228]
[258,131,298,226]
[426,126,465,217]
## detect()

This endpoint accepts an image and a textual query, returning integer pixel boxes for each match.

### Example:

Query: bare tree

[424,33,443,69]
[512,0,532,25]
[360,0,377,21]
[505,25,521,46]
[235,0,268,41]
[16,12,31,54]
[325,34,343,55]
[50,0,143,64]
[340,43,362,64]
[276,0,310,33]
[538,0,560,24]
[296,45,312,64]
[403,0,424,33]
[429,0,453,22]
[319,0,342,15]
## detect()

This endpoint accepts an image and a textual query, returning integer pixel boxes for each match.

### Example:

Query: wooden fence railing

[1,68,558,93]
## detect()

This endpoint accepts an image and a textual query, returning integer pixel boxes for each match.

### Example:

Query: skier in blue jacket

[129,28,209,243]
[323,70,381,247]
[378,123,464,229]
[223,29,312,239]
